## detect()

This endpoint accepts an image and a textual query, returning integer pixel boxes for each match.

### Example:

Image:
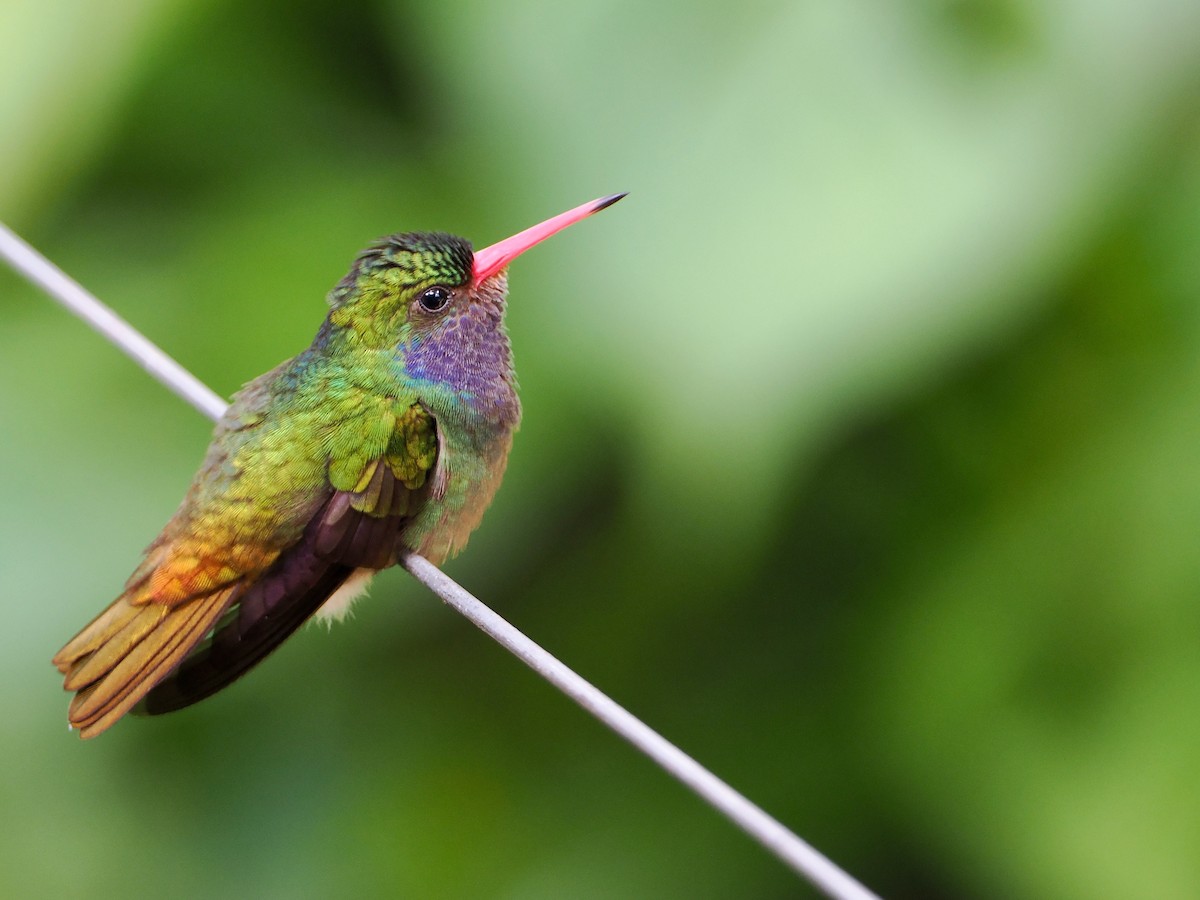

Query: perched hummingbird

[53,193,625,739]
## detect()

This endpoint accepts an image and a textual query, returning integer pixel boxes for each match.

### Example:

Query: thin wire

[3,220,881,900]
[0,223,227,421]
[401,554,880,900]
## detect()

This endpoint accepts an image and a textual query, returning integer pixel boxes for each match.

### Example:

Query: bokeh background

[3,0,1200,897]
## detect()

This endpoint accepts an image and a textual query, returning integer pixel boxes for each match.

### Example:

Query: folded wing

[53,396,439,738]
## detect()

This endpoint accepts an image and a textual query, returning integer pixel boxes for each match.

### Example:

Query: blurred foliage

[3,0,1200,897]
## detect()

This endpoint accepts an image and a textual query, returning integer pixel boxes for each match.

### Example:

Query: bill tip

[593,192,628,212]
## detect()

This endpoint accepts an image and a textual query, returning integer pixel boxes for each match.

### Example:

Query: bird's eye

[418,286,451,312]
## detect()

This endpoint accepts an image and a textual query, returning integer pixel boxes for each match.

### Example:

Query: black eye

[419,286,451,312]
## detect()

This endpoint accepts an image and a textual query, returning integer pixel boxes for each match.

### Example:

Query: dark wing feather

[54,395,439,737]
[137,456,422,716]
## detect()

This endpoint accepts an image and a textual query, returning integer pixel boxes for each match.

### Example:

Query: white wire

[0,223,227,421]
[3,220,881,900]
[402,553,881,900]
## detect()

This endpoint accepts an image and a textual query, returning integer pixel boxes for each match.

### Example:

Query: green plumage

[52,193,624,738]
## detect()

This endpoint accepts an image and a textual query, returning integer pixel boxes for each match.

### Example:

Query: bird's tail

[52,587,238,739]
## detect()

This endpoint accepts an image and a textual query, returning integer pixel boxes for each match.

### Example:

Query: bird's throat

[403,307,519,428]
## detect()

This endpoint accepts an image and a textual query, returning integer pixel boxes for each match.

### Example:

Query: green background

[3,1,1200,896]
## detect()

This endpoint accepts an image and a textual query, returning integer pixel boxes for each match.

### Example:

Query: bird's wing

[138,404,439,717]
[53,384,439,738]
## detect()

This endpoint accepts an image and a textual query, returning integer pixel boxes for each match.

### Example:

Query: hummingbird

[52,192,626,739]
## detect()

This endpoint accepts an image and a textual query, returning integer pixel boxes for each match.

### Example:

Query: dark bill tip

[592,192,628,213]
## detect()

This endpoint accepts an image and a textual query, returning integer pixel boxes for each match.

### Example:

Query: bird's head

[325,194,625,355]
